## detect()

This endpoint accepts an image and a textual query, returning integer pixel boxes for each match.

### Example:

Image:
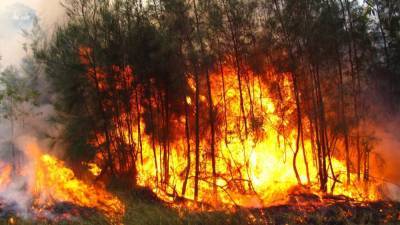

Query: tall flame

[78,46,382,209]
[131,65,381,207]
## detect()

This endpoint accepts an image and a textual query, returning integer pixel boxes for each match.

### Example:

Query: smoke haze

[0,0,65,66]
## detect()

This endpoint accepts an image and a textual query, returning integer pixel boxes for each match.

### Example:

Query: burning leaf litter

[0,139,124,224]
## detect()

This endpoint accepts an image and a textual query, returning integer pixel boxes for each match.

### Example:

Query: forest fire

[1,0,400,223]
[0,138,124,224]
[80,42,383,210]
[130,66,382,208]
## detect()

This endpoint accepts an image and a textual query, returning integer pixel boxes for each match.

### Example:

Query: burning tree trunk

[87,52,116,178]
[223,0,248,138]
[194,66,201,203]
[181,94,191,197]
[192,0,218,199]
[206,70,218,198]
[292,71,303,185]
[136,88,144,166]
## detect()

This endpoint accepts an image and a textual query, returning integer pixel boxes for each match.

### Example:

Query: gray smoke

[0,0,65,66]
[0,0,65,219]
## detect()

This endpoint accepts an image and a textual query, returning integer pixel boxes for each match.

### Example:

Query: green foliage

[0,66,39,121]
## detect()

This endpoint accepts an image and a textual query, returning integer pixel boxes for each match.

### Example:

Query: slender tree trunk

[192,0,202,203]
[364,145,370,182]
[219,58,229,146]
[335,42,351,185]
[373,0,390,66]
[312,64,328,192]
[206,71,217,198]
[163,89,170,186]
[223,0,248,137]
[10,97,17,174]
[182,95,191,197]
[90,58,115,178]
[148,91,159,186]
[194,67,200,202]
[344,0,362,181]
[136,89,143,166]
[301,120,311,184]
[292,73,302,185]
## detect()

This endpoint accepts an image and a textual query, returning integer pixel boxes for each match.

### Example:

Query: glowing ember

[87,163,102,176]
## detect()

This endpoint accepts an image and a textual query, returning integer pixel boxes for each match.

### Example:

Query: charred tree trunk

[194,66,200,202]
[148,90,159,186]
[206,71,218,198]
[335,39,351,185]
[193,0,218,201]
[292,72,303,185]
[182,95,191,197]
[136,88,144,166]
[223,0,248,137]
[219,58,229,146]
[192,0,201,204]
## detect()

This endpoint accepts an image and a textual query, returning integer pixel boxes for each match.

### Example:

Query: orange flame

[0,138,124,224]
[33,154,124,222]
[132,65,381,207]
[78,46,382,210]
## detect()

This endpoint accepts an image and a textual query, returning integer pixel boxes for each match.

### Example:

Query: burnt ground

[180,202,400,225]
[253,200,400,225]
[0,198,108,225]
[0,188,399,225]
[253,190,400,225]
[182,198,400,225]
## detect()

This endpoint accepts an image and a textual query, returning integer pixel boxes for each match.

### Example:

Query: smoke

[374,123,400,201]
[0,0,65,166]
[0,0,65,66]
[0,1,66,218]
[363,95,400,200]
[0,100,60,217]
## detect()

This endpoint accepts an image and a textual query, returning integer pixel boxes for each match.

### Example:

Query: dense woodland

[11,0,398,204]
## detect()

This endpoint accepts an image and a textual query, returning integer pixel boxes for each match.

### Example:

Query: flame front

[77,45,384,211]
[81,62,381,208]
[131,66,381,207]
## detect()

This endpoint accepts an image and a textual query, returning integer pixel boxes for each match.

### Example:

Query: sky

[0,0,64,67]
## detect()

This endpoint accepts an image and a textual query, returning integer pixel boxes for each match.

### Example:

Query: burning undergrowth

[0,136,124,224]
